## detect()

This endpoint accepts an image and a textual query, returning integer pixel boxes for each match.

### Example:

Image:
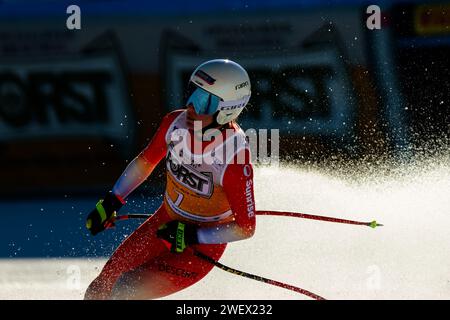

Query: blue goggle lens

[187,88,220,115]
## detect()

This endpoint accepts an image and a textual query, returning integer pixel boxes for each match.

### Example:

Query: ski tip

[369,220,383,228]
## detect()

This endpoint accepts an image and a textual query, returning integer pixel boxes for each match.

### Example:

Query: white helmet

[187,59,251,125]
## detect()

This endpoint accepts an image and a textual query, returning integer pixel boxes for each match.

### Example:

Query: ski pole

[113,214,325,300]
[116,210,383,228]
[256,210,383,228]
[114,213,151,221]
[191,249,325,300]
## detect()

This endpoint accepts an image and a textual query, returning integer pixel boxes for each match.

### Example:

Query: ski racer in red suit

[84,59,256,299]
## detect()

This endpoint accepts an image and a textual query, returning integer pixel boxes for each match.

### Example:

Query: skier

[84,59,256,299]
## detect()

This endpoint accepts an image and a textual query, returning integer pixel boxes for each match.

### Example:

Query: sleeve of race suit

[111,111,182,199]
[197,148,256,244]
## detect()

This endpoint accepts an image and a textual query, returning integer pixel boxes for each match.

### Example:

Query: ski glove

[86,192,124,236]
[157,220,199,253]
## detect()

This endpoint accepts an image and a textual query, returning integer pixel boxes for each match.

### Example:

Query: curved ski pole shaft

[192,249,325,300]
[257,210,383,228]
[114,214,152,222]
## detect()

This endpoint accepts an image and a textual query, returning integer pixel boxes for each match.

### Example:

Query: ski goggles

[186,84,221,116]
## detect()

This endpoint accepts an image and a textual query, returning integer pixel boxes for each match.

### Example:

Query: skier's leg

[84,205,171,299]
[110,243,227,299]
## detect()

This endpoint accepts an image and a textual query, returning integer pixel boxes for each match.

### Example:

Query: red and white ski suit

[85,110,256,299]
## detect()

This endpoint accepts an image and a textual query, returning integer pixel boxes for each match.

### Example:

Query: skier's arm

[86,111,180,235]
[111,154,159,200]
[112,111,181,199]
[196,149,256,244]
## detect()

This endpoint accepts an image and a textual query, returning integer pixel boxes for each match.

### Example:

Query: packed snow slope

[1,155,450,299]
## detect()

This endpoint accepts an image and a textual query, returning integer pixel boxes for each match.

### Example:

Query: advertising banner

[0,53,134,146]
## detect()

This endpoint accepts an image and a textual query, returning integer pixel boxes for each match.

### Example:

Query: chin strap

[201,113,231,134]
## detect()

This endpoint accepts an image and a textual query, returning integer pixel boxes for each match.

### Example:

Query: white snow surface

[2,159,450,300]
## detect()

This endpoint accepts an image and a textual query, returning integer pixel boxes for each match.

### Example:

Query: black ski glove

[86,192,124,236]
[157,220,199,253]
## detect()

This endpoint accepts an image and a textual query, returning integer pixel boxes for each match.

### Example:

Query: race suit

[85,109,256,299]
